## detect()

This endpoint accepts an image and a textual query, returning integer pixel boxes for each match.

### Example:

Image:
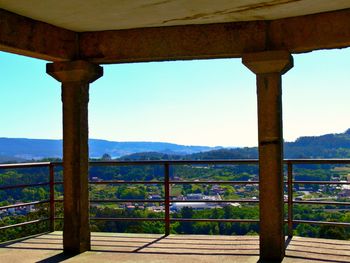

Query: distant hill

[284,129,350,158]
[89,140,220,157]
[118,148,258,161]
[0,138,62,160]
[119,152,183,161]
[0,138,220,161]
[0,155,26,163]
[118,129,350,160]
[1,129,350,162]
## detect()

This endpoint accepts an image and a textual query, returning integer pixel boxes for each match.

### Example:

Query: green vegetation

[1,160,350,243]
[2,130,350,242]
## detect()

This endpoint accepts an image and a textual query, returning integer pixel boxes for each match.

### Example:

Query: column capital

[46,60,103,83]
[242,50,293,75]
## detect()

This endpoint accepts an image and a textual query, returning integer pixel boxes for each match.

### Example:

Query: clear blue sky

[0,48,349,147]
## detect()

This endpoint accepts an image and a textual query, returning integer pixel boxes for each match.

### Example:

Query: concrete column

[242,51,293,262]
[46,60,103,254]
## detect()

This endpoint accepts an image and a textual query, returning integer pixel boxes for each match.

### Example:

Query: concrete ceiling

[1,0,350,32]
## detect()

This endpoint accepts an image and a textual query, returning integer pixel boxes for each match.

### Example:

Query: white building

[170,202,220,211]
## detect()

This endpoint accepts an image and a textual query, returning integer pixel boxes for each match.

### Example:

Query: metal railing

[285,159,350,236]
[85,160,260,236]
[1,159,350,237]
[0,162,54,232]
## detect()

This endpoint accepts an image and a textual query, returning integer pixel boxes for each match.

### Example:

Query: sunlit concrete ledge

[0,232,350,262]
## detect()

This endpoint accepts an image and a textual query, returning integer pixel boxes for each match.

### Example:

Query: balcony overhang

[0,2,350,63]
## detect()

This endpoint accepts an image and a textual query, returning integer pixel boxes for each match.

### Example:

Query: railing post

[49,163,55,232]
[287,161,293,237]
[164,163,170,235]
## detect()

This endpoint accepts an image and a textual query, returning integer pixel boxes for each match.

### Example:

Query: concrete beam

[1,7,349,63]
[0,9,77,61]
[80,8,350,64]
[268,8,350,53]
[79,21,267,64]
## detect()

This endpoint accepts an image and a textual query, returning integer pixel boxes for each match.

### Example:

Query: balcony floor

[0,232,350,263]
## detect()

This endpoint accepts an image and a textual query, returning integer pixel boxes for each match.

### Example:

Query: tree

[319,225,347,240]
[178,207,194,233]
[101,153,112,160]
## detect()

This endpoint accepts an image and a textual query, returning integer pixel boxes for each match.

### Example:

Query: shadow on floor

[284,236,350,263]
[35,252,76,263]
[1,233,350,263]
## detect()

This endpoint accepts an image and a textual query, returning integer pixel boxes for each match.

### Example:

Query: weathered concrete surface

[80,8,350,64]
[242,51,293,74]
[1,7,350,63]
[243,51,293,261]
[0,9,77,61]
[269,8,350,53]
[1,0,350,32]
[79,20,267,64]
[0,232,350,263]
[46,61,103,254]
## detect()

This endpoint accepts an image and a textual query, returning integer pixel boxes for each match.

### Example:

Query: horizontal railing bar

[91,159,350,165]
[58,199,350,205]
[1,159,349,169]
[88,180,350,185]
[88,159,350,166]
[1,182,347,190]
[293,200,350,206]
[90,199,162,203]
[88,199,259,203]
[293,219,350,227]
[285,159,350,164]
[292,181,350,185]
[89,181,164,185]
[89,160,259,166]
[171,199,258,203]
[0,182,49,190]
[0,218,49,231]
[6,158,350,168]
[170,181,259,185]
[171,218,259,223]
[0,162,51,169]
[90,217,164,222]
[0,200,49,210]
[89,218,259,223]
[43,217,350,226]
[60,181,254,186]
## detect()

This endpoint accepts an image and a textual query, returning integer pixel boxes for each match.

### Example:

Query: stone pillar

[46,60,103,254]
[242,51,293,261]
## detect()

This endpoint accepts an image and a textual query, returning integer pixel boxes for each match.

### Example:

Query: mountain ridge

[120,129,350,160]
[0,137,221,161]
[1,129,350,162]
